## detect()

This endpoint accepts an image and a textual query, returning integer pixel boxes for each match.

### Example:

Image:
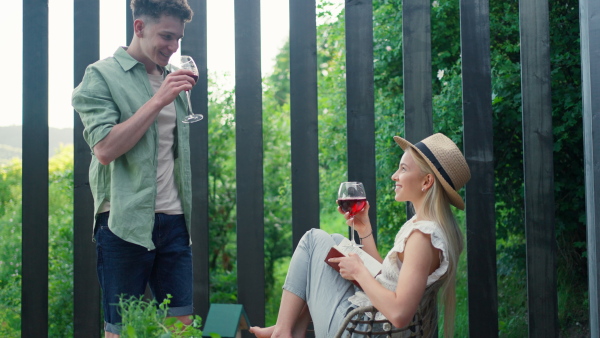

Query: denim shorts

[94,212,193,334]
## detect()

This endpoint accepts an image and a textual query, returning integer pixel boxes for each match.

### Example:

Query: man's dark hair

[131,0,193,23]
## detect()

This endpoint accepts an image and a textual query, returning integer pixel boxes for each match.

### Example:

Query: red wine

[190,74,199,82]
[338,198,367,216]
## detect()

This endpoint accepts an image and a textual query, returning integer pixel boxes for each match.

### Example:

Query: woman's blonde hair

[408,147,463,337]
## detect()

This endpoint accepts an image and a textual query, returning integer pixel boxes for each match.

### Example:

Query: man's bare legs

[175,315,193,326]
[250,290,312,338]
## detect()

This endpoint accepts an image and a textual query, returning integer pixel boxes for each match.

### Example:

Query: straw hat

[393,133,471,210]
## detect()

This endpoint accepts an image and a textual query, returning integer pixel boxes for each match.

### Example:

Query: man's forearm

[93,97,164,165]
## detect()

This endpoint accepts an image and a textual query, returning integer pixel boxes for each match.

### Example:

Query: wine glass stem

[350,218,356,244]
[186,91,193,115]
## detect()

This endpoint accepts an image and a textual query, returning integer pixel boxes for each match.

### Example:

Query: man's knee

[105,331,119,338]
[174,314,193,326]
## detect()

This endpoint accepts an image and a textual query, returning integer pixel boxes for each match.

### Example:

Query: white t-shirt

[148,72,183,214]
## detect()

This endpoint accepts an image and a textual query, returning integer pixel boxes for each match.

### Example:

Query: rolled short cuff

[167,304,194,317]
[104,321,121,335]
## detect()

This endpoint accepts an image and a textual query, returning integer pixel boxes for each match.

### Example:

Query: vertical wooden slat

[290,0,319,248]
[181,0,210,320]
[234,0,265,331]
[402,0,433,142]
[460,0,498,335]
[73,0,101,336]
[402,0,433,220]
[519,0,558,334]
[22,0,49,336]
[126,0,133,44]
[345,0,377,242]
[581,0,600,335]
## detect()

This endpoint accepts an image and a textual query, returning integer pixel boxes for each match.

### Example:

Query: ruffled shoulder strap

[390,219,450,286]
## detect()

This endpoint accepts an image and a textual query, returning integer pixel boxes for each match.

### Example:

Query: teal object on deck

[202,304,251,338]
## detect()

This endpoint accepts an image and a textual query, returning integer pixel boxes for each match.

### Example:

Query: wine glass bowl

[338,197,367,217]
[338,182,367,247]
[176,55,203,123]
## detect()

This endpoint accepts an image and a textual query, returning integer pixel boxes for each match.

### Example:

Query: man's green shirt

[72,47,192,250]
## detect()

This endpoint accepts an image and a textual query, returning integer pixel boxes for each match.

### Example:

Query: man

[72,0,196,336]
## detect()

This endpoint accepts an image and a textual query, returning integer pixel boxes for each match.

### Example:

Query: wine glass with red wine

[337,182,367,247]
[178,55,203,123]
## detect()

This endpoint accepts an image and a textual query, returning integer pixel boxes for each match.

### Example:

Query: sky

[1,0,342,129]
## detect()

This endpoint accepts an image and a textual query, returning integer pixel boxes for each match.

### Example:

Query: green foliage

[488,0,587,333]
[315,7,350,215]
[205,64,296,311]
[368,0,587,334]
[262,47,294,290]
[265,257,291,326]
[0,159,22,337]
[0,146,77,337]
[48,146,75,336]
[118,294,204,337]
[206,79,238,277]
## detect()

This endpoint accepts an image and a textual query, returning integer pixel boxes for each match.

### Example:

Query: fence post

[460,0,499,335]
[234,0,266,331]
[22,0,49,336]
[290,0,320,248]
[580,0,600,335]
[519,0,558,334]
[402,0,433,222]
[345,0,377,241]
[73,0,102,336]
[181,0,211,321]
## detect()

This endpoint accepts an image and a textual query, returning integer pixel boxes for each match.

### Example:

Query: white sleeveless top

[348,217,450,314]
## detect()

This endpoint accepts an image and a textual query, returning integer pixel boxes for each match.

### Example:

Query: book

[325,237,383,288]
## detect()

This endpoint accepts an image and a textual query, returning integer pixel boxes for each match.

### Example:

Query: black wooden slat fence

[182,0,211,321]
[17,0,600,336]
[402,0,433,143]
[402,0,433,221]
[234,0,266,330]
[345,0,378,240]
[290,0,320,248]
[519,0,559,335]
[581,0,600,336]
[126,1,133,42]
[459,0,499,335]
[22,1,49,337]
[73,0,101,336]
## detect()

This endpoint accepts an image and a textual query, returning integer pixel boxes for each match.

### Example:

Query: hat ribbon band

[414,142,456,190]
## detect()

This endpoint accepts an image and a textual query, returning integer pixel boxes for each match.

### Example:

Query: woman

[250,133,470,337]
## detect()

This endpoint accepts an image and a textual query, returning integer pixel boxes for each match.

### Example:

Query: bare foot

[249,325,275,338]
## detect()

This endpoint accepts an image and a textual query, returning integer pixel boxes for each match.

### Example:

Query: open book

[325,237,382,288]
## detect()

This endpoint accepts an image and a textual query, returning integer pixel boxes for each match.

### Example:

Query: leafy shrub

[118,294,204,338]
[0,159,22,337]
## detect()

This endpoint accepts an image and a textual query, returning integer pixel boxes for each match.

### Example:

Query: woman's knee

[331,233,345,245]
[300,228,329,245]
[298,228,338,253]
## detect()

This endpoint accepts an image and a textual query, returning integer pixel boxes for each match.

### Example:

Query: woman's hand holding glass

[338,182,368,247]
[338,200,371,238]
